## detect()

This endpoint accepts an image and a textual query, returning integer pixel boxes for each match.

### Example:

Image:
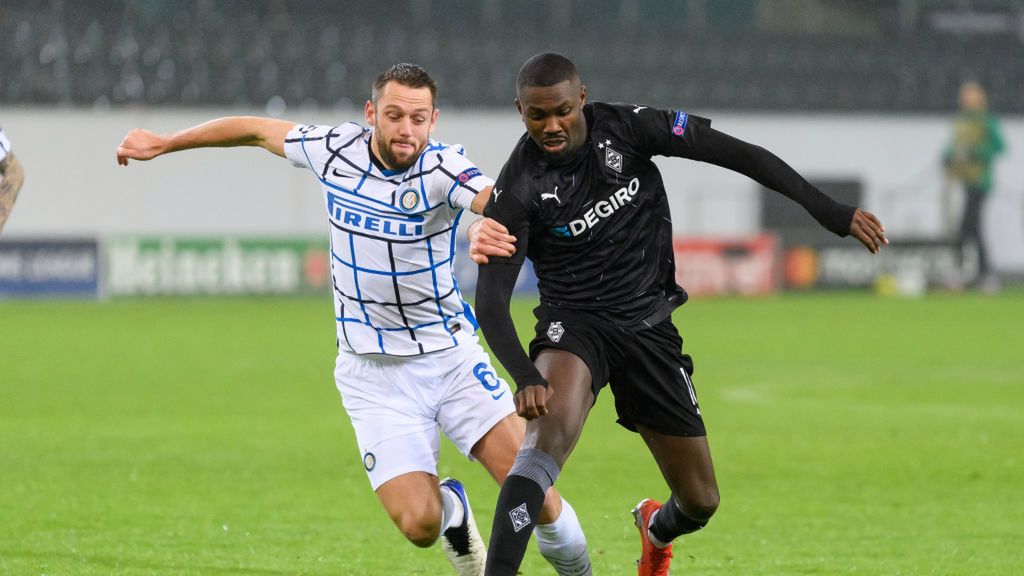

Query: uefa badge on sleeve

[547,322,565,343]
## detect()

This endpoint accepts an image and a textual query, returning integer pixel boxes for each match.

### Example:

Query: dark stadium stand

[2,0,1021,111]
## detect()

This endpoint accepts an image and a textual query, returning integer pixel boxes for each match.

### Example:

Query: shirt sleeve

[624,105,714,159]
[481,166,532,267]
[475,163,546,391]
[433,145,494,211]
[624,104,854,236]
[283,124,339,172]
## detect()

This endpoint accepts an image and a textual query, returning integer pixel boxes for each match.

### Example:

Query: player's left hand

[514,384,554,420]
[849,208,888,254]
[116,129,167,165]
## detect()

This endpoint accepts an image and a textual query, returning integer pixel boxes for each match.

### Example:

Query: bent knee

[397,514,440,548]
[683,489,720,522]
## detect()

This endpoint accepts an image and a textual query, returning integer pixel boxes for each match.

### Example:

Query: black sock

[484,474,546,575]
[649,495,708,544]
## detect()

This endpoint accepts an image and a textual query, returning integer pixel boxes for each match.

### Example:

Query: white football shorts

[334,333,515,490]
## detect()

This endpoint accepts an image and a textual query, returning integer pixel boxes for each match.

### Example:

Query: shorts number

[473,363,506,400]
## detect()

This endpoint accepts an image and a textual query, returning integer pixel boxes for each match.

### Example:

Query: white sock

[535,498,591,575]
[646,509,671,549]
[439,484,465,533]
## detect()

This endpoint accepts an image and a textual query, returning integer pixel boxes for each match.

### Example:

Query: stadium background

[1,1,1022,575]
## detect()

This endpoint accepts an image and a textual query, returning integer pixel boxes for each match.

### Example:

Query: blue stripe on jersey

[335,314,462,332]
[329,232,354,352]
[329,193,425,221]
[299,131,318,172]
[331,250,453,276]
[446,209,479,332]
[318,175,408,214]
[416,151,431,211]
[353,159,372,193]
[424,234,458,347]
[304,146,412,215]
[346,233,383,353]
[461,301,479,331]
[446,179,463,209]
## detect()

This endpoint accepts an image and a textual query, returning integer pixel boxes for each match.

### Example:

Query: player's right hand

[514,384,553,420]
[116,129,167,165]
[469,218,517,264]
[849,208,888,254]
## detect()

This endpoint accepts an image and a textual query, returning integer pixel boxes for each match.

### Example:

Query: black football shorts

[528,305,706,437]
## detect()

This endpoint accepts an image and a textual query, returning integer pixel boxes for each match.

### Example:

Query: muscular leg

[637,425,720,542]
[485,349,596,575]
[474,410,592,575]
[523,350,598,465]
[471,413,561,524]
[375,471,444,547]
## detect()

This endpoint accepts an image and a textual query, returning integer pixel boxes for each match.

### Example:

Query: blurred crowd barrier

[3,0,1024,112]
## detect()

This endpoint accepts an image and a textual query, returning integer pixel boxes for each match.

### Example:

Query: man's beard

[376,136,419,171]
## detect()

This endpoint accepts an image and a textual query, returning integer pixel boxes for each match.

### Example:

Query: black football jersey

[484,102,712,328]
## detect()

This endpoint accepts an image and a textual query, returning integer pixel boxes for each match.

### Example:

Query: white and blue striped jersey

[284,122,493,356]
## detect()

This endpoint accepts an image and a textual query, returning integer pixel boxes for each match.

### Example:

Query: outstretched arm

[116,117,295,165]
[690,127,888,253]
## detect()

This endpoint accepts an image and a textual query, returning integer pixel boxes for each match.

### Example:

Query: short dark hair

[372,63,437,106]
[516,52,579,95]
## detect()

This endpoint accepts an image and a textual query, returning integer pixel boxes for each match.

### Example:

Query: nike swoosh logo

[492,391,506,401]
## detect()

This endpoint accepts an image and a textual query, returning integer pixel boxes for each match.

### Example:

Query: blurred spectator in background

[0,127,25,234]
[943,81,1005,292]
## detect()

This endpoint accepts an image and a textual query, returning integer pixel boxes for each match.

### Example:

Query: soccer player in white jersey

[116,63,592,576]
[0,127,26,234]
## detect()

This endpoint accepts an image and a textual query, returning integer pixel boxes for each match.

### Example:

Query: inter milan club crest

[605,147,623,173]
[547,321,565,343]
[399,189,420,212]
[363,452,376,471]
[509,502,531,532]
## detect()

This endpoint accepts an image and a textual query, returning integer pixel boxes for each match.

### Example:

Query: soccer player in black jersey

[471,53,888,576]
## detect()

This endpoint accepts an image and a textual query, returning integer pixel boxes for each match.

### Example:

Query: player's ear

[428,107,439,133]
[364,100,376,127]
[514,98,523,117]
[578,85,587,107]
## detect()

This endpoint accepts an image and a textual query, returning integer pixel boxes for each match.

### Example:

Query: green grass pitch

[1,293,1022,575]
